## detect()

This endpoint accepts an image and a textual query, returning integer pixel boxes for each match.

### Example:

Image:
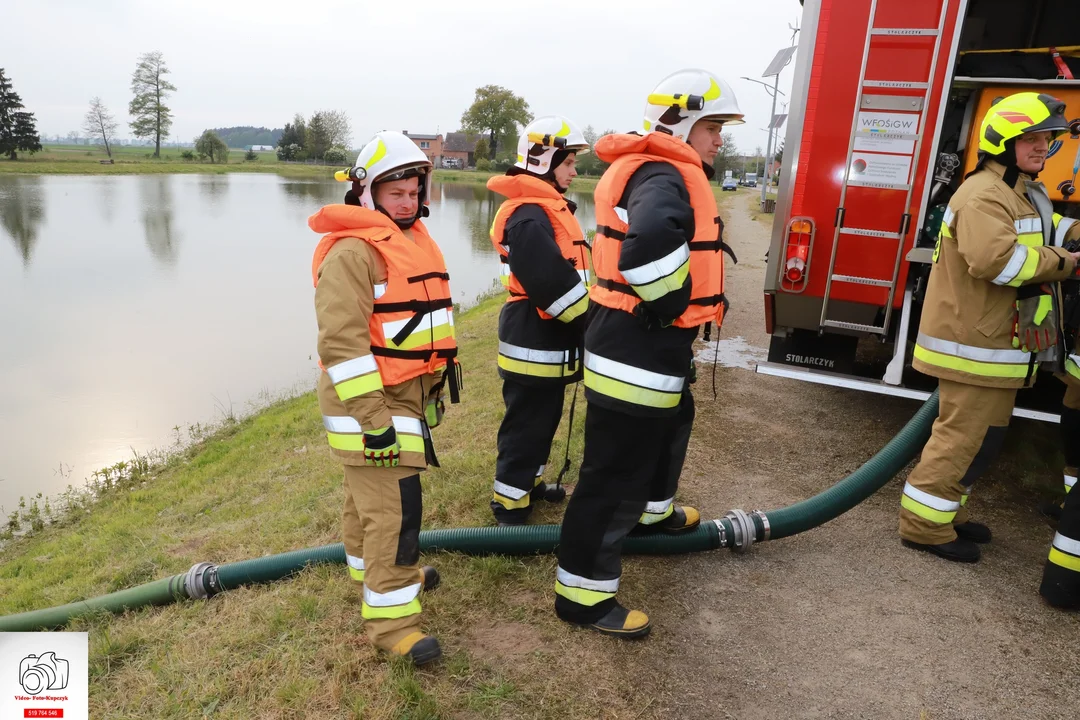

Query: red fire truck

[760,0,1080,421]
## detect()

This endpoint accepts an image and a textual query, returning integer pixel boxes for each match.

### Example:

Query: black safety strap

[595,225,627,241]
[407,271,450,283]
[596,277,635,295]
[371,297,453,314]
[689,293,728,307]
[555,381,580,492]
[371,346,458,361]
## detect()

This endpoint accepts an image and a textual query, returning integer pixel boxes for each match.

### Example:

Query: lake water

[0,173,596,513]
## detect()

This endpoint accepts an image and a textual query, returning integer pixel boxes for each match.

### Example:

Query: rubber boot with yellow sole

[388,632,443,666]
[587,603,651,639]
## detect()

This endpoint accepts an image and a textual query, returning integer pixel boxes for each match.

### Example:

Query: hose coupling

[185,562,221,600]
[751,510,771,541]
[724,509,756,553]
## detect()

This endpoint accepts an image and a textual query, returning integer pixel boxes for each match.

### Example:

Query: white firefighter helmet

[643,69,745,140]
[514,115,590,176]
[335,130,433,212]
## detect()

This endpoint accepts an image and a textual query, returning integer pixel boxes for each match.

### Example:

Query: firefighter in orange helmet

[310,131,461,665]
[899,93,1080,570]
[554,69,742,637]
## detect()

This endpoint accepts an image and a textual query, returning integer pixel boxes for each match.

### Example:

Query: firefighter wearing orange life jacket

[309,131,461,666]
[487,116,591,526]
[897,94,1080,575]
[555,69,742,637]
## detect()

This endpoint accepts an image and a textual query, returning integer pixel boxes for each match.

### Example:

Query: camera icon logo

[19,652,69,695]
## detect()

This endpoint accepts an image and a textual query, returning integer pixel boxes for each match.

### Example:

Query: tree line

[275,112,352,163]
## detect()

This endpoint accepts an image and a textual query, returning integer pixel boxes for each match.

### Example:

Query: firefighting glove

[1013,285,1059,353]
[425,397,445,428]
[633,303,675,330]
[363,426,399,467]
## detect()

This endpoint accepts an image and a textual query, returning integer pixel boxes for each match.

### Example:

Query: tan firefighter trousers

[899,379,1017,545]
[342,464,425,651]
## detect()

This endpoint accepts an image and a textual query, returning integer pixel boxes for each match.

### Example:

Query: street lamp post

[742,75,785,208]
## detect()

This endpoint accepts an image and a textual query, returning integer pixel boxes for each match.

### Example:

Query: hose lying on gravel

[0,390,939,632]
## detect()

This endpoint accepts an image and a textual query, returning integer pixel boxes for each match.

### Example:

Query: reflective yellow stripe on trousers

[346,553,365,582]
[900,482,960,524]
[555,567,618,606]
[1048,532,1080,572]
[361,581,422,620]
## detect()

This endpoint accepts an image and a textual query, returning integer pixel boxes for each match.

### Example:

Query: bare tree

[83,97,119,158]
[129,51,177,158]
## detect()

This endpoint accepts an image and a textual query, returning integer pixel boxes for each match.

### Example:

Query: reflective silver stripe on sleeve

[902,482,961,512]
[499,341,568,365]
[916,332,1032,364]
[1014,217,1043,234]
[363,582,422,607]
[346,554,365,570]
[991,245,1030,286]
[942,206,956,227]
[1056,217,1079,248]
[620,243,690,286]
[323,415,362,433]
[373,283,387,299]
[326,355,379,384]
[535,464,546,477]
[583,351,684,392]
[614,207,629,224]
[493,480,529,500]
[1066,475,1077,490]
[556,566,620,593]
[1052,532,1080,557]
[544,282,588,318]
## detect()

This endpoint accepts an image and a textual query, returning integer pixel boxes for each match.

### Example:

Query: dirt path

[626,190,1078,719]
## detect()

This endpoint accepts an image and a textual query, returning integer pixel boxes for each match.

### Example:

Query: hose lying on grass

[0,391,938,632]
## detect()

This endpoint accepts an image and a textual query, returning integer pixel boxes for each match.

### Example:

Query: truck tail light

[781,217,815,293]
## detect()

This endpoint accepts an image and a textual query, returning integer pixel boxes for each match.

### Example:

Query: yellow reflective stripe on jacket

[361,582,422,620]
[639,496,675,525]
[1067,355,1080,381]
[900,482,960,524]
[583,349,684,409]
[326,355,383,401]
[498,341,574,379]
[555,567,618,606]
[546,283,589,322]
[1048,532,1080,572]
[914,333,1034,379]
[622,243,691,302]
[322,415,425,454]
[382,308,455,351]
[1064,473,1076,494]
[499,262,512,288]
[1055,215,1078,246]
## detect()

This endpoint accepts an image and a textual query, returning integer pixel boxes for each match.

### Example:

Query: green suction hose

[0,390,938,632]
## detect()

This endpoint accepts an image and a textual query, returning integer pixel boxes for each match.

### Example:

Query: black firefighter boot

[902,536,981,563]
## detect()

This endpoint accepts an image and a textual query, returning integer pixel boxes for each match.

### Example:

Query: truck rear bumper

[754,361,1060,423]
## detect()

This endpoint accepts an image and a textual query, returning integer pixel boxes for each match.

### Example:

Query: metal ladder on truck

[818,0,949,338]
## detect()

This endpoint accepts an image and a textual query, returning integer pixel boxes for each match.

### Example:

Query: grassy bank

[0,295,677,719]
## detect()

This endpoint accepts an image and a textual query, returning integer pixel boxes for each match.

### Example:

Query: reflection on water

[140,175,179,265]
[0,173,596,513]
[0,176,45,267]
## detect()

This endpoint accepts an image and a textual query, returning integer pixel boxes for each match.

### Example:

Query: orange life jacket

[487,174,590,319]
[591,132,728,329]
[310,205,457,387]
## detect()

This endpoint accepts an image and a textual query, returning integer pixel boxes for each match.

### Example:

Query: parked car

[441,158,463,169]
[721,177,738,191]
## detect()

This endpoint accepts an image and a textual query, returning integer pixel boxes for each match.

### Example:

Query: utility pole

[746,44,798,211]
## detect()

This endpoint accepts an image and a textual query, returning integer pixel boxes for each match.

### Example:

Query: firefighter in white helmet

[898,93,1080,573]
[486,116,592,525]
[555,69,742,637]
[309,130,461,665]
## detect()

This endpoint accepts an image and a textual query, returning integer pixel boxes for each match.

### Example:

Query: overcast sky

[6,0,803,155]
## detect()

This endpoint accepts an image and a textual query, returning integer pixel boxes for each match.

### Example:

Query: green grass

[0,295,659,720]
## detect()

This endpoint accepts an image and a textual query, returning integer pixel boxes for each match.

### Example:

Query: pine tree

[0,68,42,160]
